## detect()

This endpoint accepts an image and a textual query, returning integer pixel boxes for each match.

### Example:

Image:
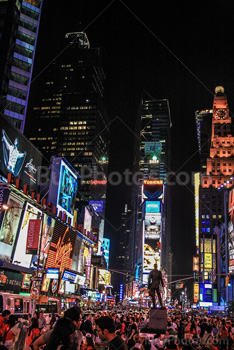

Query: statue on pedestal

[148,263,164,308]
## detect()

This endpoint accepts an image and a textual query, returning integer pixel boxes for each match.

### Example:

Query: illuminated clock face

[215,109,227,119]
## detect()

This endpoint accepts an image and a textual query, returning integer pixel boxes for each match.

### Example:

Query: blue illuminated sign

[119,283,123,300]
[62,270,77,283]
[145,201,161,214]
[89,200,104,213]
[46,268,59,279]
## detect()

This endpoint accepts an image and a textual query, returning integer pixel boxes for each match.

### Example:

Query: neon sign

[144,180,163,185]
[90,180,107,185]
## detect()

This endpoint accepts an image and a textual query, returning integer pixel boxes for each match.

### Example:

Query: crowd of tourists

[0,307,234,350]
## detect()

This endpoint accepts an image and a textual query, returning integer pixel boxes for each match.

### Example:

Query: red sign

[26,219,41,254]
[46,221,76,272]
[90,180,107,185]
[144,180,163,185]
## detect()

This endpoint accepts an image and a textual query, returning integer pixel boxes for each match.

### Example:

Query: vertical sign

[26,219,41,254]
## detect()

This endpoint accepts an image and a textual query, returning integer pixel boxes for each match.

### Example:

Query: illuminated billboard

[143,180,163,199]
[0,115,43,191]
[48,157,78,222]
[145,201,161,214]
[46,221,76,272]
[83,207,92,233]
[13,203,42,268]
[89,200,104,213]
[145,141,162,155]
[0,193,24,260]
[228,189,234,273]
[194,283,199,303]
[98,269,111,285]
[144,213,161,239]
[31,214,56,270]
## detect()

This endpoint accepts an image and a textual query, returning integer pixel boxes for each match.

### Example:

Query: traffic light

[225,275,230,286]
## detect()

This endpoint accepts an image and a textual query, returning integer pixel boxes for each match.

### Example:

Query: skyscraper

[0,0,43,132]
[26,33,109,205]
[129,93,172,303]
[196,86,234,306]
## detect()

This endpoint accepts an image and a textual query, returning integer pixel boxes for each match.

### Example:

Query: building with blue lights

[0,0,43,132]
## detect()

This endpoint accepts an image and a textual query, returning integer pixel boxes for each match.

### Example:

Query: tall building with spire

[0,0,43,132]
[196,86,234,306]
[26,33,109,206]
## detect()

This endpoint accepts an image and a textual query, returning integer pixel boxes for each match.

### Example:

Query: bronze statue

[148,263,164,308]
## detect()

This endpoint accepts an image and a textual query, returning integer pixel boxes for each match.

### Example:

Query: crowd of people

[0,307,234,350]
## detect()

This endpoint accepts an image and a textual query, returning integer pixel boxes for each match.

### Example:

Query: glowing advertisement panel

[145,201,161,214]
[0,193,24,260]
[46,221,76,272]
[0,115,43,191]
[89,200,104,213]
[142,211,162,285]
[228,189,234,273]
[143,180,164,200]
[13,203,42,268]
[83,207,92,233]
[30,214,56,270]
[98,269,111,285]
[57,160,78,217]
[48,157,78,223]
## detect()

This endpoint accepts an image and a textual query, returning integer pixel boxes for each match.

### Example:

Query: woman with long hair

[46,317,76,350]
[3,315,16,349]
[25,318,40,348]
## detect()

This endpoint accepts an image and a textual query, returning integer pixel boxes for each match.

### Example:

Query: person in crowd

[38,312,46,332]
[127,317,137,349]
[50,313,57,329]
[81,335,95,350]
[202,325,213,350]
[33,306,83,350]
[164,336,178,350]
[83,315,93,334]
[0,311,11,342]
[226,321,234,350]
[218,323,228,350]
[95,316,128,350]
[151,333,164,349]
[45,317,76,350]
[2,315,16,349]
[33,312,39,321]
[11,314,30,350]
[25,318,40,349]
[115,317,122,332]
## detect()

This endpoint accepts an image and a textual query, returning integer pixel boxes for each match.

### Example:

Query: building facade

[0,0,43,132]
[195,86,234,307]
[26,33,109,206]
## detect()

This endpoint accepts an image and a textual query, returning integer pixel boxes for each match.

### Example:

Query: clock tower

[197,87,234,306]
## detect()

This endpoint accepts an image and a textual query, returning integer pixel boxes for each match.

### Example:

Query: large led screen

[144,213,161,239]
[0,193,24,260]
[0,115,43,191]
[46,221,76,272]
[13,203,42,268]
[83,207,92,233]
[30,214,56,270]
[48,158,78,222]
[57,161,78,215]
[228,189,234,273]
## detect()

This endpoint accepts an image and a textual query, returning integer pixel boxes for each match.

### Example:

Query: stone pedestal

[149,308,167,331]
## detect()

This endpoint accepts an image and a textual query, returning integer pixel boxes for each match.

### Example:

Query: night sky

[28,0,234,295]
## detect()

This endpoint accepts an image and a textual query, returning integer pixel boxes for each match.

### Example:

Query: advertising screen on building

[0,192,24,260]
[83,207,92,233]
[143,180,164,199]
[89,200,104,213]
[30,214,56,270]
[13,203,42,268]
[41,276,50,292]
[144,213,161,239]
[228,189,234,273]
[145,201,161,214]
[0,115,43,191]
[46,221,76,272]
[145,142,162,155]
[98,269,111,285]
[48,158,78,222]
